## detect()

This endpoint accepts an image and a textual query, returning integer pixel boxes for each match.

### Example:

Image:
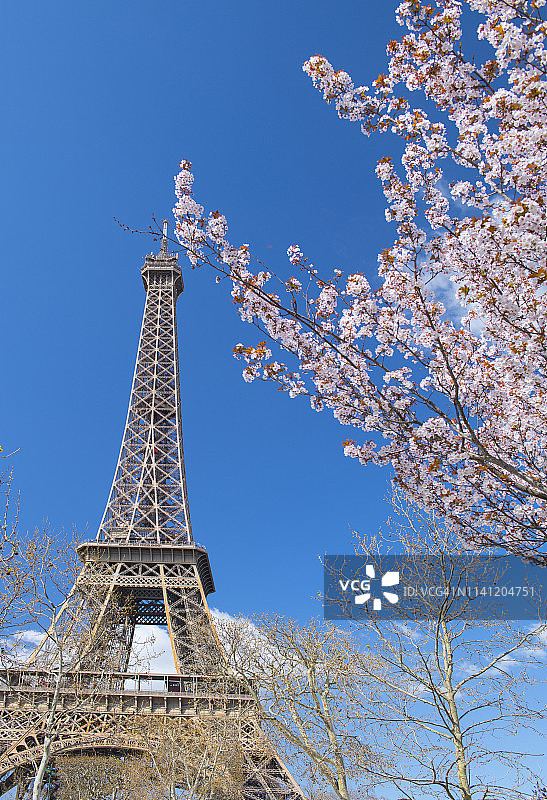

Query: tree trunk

[32,656,64,800]
[440,619,472,800]
[32,734,53,800]
[334,754,351,800]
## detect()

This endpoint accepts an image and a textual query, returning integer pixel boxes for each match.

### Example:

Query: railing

[0,669,253,699]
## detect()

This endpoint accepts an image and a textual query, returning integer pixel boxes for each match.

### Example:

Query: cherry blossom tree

[172,0,547,562]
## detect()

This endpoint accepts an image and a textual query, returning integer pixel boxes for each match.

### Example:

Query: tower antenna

[160,219,169,252]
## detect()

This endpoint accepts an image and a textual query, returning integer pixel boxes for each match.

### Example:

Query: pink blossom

[173,0,547,562]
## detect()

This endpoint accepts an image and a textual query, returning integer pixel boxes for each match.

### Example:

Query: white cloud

[528,622,547,645]
[6,612,253,677]
[210,608,240,624]
[426,272,485,335]
[128,611,251,675]
[0,630,44,666]
[130,625,176,673]
[210,608,262,645]
[16,629,45,645]
[210,608,274,669]
[393,622,425,643]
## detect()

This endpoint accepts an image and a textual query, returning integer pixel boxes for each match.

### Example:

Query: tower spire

[160,219,169,253]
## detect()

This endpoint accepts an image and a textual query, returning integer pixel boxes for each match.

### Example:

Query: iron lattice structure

[98,233,192,546]
[0,225,304,800]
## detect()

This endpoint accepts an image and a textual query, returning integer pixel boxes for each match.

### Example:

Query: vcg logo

[339,564,400,611]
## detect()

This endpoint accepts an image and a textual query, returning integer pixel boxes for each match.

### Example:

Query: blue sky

[0,0,404,621]
[1,1,546,794]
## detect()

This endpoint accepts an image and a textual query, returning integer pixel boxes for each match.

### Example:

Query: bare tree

[52,716,249,800]
[216,615,374,800]
[0,468,50,664]
[0,469,153,800]
[19,567,155,800]
[55,753,153,800]
[124,715,248,800]
[215,499,546,800]
[333,497,547,800]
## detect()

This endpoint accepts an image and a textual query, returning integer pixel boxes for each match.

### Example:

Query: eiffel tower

[0,223,304,800]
